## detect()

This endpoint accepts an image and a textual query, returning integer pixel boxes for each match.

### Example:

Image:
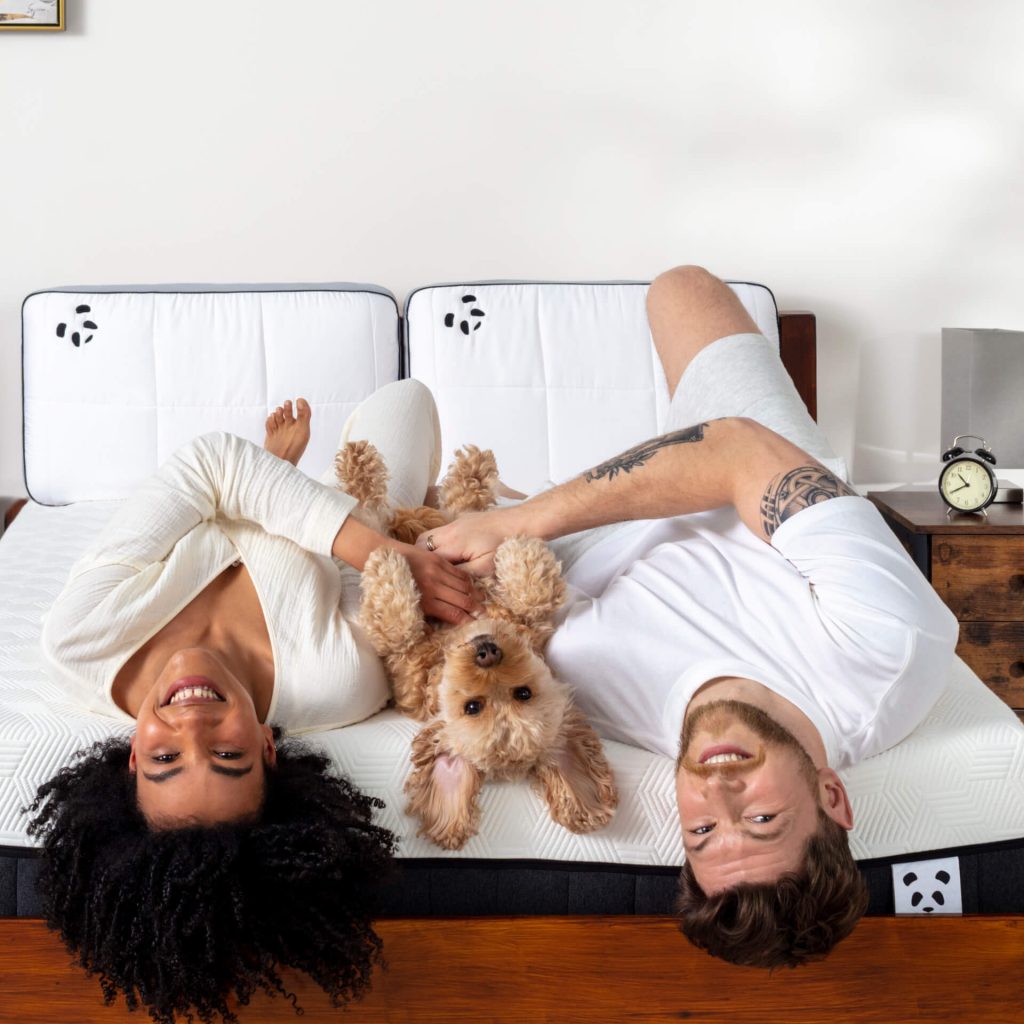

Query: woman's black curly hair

[25,730,396,1024]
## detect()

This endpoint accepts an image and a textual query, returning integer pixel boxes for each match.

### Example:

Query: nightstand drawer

[931,536,1024,619]
[955,621,1024,707]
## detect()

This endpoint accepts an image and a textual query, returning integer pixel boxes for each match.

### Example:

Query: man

[419,265,958,966]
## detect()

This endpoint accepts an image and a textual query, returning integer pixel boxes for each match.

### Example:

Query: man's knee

[647,265,723,314]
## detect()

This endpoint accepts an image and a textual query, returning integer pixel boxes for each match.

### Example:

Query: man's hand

[414,507,524,577]
[332,513,483,624]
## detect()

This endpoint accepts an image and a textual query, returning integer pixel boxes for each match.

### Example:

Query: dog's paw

[492,536,566,623]
[335,440,390,513]
[439,444,499,516]
[359,547,425,654]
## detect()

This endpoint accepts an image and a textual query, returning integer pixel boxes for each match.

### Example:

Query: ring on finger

[425,535,436,552]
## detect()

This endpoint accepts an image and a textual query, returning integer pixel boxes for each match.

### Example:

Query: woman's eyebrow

[211,763,254,778]
[142,763,254,783]
[142,767,185,783]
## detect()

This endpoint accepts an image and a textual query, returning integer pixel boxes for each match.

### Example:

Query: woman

[27,380,480,1024]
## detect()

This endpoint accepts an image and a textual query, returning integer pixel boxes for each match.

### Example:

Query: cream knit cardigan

[41,432,390,733]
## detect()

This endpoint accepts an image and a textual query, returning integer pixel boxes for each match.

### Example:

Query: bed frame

[3,310,1021,1019]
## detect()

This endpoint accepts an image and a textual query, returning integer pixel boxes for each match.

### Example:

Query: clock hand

[949,481,970,493]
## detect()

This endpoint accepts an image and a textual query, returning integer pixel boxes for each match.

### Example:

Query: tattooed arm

[417,417,854,574]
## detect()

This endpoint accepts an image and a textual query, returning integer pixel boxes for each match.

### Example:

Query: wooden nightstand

[1,497,27,537]
[868,489,1024,718]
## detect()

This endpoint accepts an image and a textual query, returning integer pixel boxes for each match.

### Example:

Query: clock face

[939,458,995,511]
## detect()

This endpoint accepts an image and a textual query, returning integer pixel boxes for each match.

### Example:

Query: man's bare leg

[264,398,311,466]
[646,266,759,398]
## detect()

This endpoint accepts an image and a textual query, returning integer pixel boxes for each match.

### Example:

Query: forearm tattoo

[583,423,708,483]
[760,465,856,537]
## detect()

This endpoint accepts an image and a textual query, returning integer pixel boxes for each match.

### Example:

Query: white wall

[2,0,1023,497]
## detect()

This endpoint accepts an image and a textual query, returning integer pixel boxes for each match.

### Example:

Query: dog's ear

[405,721,484,850]
[521,620,555,655]
[532,704,618,834]
[389,505,448,545]
[423,662,445,719]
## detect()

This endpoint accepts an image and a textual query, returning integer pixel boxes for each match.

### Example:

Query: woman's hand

[332,515,483,625]
[397,541,484,625]
[413,507,525,577]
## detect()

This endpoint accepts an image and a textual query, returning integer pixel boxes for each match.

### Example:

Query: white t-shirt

[546,496,959,769]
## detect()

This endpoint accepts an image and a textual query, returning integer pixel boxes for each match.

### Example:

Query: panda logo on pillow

[56,305,99,348]
[443,294,486,335]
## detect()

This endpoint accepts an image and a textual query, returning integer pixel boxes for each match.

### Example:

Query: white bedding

[22,284,400,504]
[1,500,1023,859]
[6,279,1024,862]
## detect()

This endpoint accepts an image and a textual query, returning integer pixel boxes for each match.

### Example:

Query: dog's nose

[473,637,503,668]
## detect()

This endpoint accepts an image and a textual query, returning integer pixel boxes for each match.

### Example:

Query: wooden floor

[1,916,1023,1023]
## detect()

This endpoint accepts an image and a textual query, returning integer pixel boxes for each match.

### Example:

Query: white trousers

[320,379,443,509]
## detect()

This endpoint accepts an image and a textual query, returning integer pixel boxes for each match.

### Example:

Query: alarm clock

[939,435,998,514]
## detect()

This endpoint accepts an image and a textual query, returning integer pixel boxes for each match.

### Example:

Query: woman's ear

[818,767,854,830]
[262,725,277,768]
[128,734,137,773]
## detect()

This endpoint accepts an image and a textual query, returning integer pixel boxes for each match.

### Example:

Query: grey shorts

[670,332,845,478]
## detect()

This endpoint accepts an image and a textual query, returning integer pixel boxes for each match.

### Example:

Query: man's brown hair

[676,809,869,968]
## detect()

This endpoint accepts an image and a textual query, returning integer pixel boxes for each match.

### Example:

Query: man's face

[128,647,276,828]
[675,700,828,894]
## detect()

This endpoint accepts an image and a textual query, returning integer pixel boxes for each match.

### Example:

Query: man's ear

[818,767,854,830]
[128,733,137,773]
[262,724,277,768]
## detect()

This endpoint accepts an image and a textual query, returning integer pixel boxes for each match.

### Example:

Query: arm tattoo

[583,423,709,483]
[760,465,856,538]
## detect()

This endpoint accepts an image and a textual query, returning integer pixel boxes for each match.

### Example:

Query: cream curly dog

[336,441,618,850]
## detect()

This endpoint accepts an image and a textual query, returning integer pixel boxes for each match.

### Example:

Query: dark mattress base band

[3,841,1024,918]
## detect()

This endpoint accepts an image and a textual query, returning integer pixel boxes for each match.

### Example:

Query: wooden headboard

[778,310,817,421]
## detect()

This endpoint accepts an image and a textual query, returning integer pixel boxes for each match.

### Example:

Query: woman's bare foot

[264,398,311,466]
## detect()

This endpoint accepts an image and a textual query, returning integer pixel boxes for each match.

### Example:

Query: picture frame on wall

[0,0,64,30]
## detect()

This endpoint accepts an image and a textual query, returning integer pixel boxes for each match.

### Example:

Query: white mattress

[8,278,1024,864]
[3,499,1023,862]
[22,284,400,505]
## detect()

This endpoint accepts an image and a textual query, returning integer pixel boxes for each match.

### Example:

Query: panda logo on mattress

[443,294,486,335]
[55,305,99,348]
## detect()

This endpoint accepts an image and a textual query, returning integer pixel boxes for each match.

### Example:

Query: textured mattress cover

[3,499,1023,862]
[22,284,400,505]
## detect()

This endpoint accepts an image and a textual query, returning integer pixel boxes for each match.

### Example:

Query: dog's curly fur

[336,442,618,850]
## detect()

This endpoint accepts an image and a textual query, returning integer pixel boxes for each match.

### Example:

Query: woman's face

[128,648,276,828]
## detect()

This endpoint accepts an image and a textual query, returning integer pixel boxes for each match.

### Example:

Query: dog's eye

[512,686,532,702]
[464,699,484,716]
